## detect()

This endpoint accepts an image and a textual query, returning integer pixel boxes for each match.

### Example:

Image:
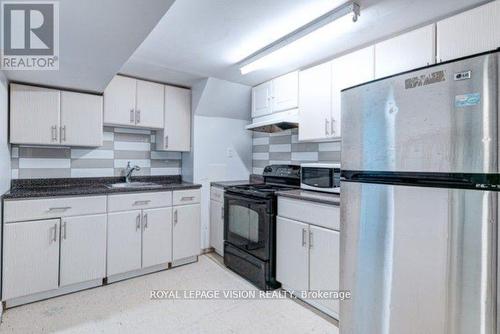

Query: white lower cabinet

[308,225,340,316]
[276,198,340,319]
[276,217,309,292]
[107,211,143,276]
[60,214,107,287]
[142,207,173,268]
[173,204,201,262]
[2,219,60,300]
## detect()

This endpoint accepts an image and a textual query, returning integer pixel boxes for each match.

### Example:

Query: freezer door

[341,52,498,173]
[340,182,496,334]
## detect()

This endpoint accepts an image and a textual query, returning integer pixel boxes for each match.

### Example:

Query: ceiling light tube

[239,1,360,75]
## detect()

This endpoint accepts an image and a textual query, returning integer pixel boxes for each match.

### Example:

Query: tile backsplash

[252,129,341,174]
[11,127,182,179]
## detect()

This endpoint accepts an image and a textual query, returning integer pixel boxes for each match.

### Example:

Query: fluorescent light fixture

[239,1,360,75]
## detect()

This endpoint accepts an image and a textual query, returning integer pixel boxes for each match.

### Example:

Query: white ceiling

[4,0,175,93]
[124,0,490,87]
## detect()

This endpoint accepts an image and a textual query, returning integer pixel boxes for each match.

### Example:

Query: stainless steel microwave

[300,163,341,193]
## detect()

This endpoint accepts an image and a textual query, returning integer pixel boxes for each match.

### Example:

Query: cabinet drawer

[4,196,107,223]
[107,192,172,212]
[278,197,339,231]
[173,189,201,206]
[210,186,224,202]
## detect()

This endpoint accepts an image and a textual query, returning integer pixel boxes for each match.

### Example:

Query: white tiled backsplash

[11,127,183,179]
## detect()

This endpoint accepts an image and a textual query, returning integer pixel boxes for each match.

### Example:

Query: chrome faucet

[124,161,141,183]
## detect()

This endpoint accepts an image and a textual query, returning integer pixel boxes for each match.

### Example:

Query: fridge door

[341,52,498,174]
[340,181,497,334]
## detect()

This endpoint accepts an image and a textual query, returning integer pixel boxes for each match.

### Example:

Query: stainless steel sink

[105,182,163,189]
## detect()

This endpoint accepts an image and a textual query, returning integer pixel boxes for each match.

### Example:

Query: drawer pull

[181,196,195,201]
[48,206,71,212]
[133,200,151,206]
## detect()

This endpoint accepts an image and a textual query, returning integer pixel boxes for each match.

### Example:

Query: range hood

[245,109,299,133]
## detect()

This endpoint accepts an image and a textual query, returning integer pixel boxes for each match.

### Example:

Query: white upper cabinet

[135,79,164,129]
[299,62,333,141]
[10,84,103,147]
[332,46,375,138]
[252,81,273,118]
[10,84,60,145]
[375,24,436,79]
[272,71,299,113]
[251,71,298,118]
[156,85,191,152]
[437,1,500,62]
[60,91,103,147]
[103,76,136,127]
[104,76,163,129]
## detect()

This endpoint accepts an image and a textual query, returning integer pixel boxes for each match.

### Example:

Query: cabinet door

[252,81,273,118]
[60,91,103,147]
[272,71,298,113]
[437,1,500,62]
[172,204,201,261]
[298,62,332,141]
[331,46,375,138]
[10,84,60,145]
[107,210,142,276]
[276,217,309,292]
[309,225,340,316]
[60,214,106,287]
[210,199,224,255]
[135,79,164,129]
[158,86,191,152]
[375,25,435,78]
[2,219,60,300]
[103,76,136,126]
[142,207,173,268]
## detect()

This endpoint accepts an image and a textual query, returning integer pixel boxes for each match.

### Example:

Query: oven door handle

[224,193,268,205]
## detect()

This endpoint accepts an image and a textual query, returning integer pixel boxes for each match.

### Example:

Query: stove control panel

[262,165,300,179]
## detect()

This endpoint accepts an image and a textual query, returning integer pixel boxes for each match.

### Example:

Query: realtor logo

[1,1,59,70]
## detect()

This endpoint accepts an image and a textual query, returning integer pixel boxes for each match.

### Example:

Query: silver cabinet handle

[309,230,313,249]
[130,109,135,123]
[136,213,141,231]
[174,209,178,224]
[133,200,151,206]
[51,125,57,142]
[330,117,335,136]
[143,212,148,230]
[52,223,58,243]
[181,196,195,201]
[221,207,224,220]
[62,221,67,240]
[48,206,71,212]
[62,125,66,141]
[325,118,330,136]
[136,109,141,124]
[302,228,307,247]
[165,136,169,148]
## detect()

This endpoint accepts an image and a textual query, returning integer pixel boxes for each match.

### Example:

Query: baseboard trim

[5,279,103,309]
[106,263,169,284]
[171,255,198,267]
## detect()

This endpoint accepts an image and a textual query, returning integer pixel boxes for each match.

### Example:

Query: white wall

[0,70,10,203]
[184,77,252,249]
[0,70,10,316]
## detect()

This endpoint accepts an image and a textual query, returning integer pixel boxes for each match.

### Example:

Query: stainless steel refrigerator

[340,51,498,334]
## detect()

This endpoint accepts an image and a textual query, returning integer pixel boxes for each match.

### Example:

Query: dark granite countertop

[276,189,340,206]
[3,175,201,200]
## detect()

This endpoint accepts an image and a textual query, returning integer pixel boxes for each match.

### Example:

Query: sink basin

[105,182,163,189]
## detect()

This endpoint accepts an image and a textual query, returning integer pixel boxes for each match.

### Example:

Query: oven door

[224,192,272,261]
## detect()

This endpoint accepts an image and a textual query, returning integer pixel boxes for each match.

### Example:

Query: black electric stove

[223,165,300,290]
